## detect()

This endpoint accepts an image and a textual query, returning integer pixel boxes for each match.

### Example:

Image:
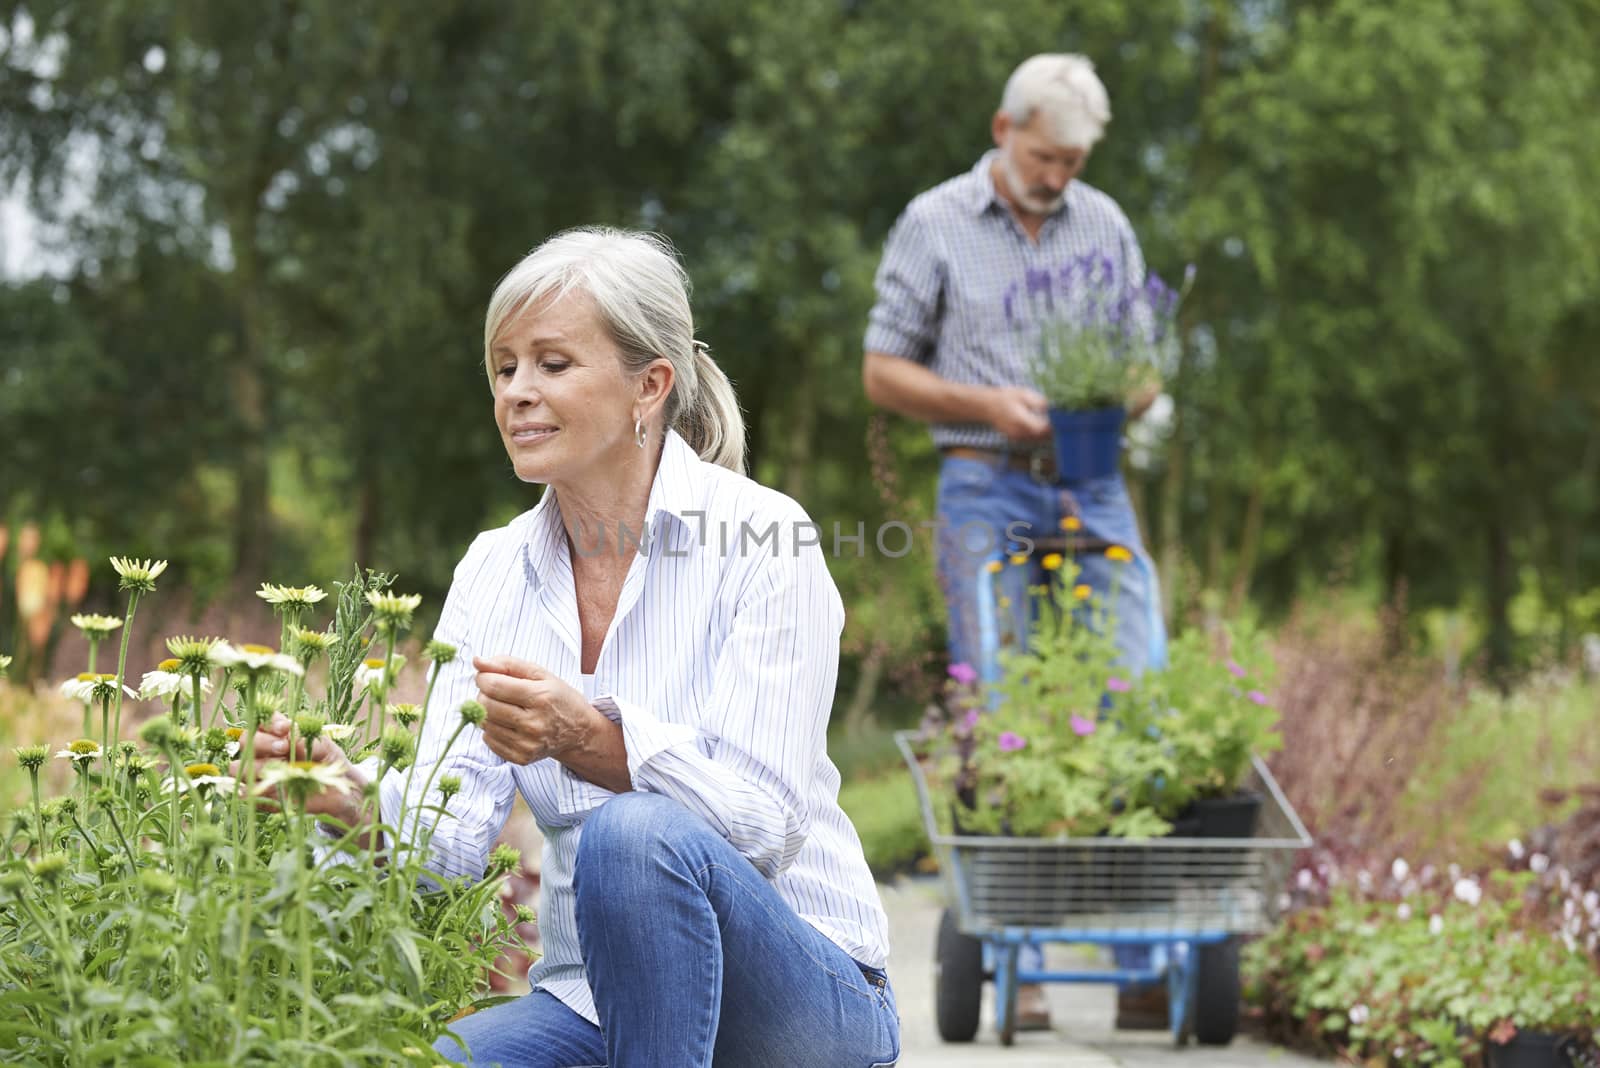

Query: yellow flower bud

[1041,553,1064,571]
[1105,545,1133,563]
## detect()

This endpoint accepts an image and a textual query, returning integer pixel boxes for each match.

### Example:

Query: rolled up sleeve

[865,205,945,364]
[589,518,844,879]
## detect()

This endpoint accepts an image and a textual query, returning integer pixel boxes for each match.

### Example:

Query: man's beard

[999,150,1065,215]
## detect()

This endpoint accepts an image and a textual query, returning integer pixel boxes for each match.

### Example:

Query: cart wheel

[1193,938,1241,1046]
[934,908,983,1043]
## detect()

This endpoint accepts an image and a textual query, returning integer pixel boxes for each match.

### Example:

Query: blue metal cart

[898,733,1310,1046]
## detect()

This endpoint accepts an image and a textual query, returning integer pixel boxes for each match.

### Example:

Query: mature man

[862,53,1168,1032]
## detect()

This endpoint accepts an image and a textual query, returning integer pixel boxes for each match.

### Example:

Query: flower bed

[1247,855,1600,1064]
[1,559,529,1064]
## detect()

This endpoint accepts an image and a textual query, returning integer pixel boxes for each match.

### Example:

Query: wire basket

[896,731,1312,937]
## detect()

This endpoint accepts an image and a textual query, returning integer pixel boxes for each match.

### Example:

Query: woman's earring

[634,414,647,449]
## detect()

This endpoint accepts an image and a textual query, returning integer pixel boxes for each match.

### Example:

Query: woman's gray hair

[483,227,746,474]
[1000,54,1111,148]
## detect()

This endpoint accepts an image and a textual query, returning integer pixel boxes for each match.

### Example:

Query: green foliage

[3,0,1600,697]
[1143,622,1281,805]
[0,562,528,1064]
[1245,879,1600,1062]
[1398,677,1600,856]
[921,558,1281,838]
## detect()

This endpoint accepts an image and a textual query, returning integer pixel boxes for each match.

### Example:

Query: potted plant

[1003,256,1190,482]
[929,567,1175,842]
[1143,623,1284,839]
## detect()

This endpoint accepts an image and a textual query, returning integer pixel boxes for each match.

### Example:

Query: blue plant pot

[1048,407,1126,482]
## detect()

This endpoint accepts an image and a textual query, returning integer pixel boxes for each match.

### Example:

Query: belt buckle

[1027,451,1052,484]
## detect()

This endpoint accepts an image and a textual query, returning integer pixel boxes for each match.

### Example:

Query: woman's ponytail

[675,341,746,475]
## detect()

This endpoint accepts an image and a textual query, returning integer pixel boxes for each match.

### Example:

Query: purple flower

[948,662,977,685]
[1247,690,1271,707]
[1227,659,1247,679]
[998,731,1027,752]
[1070,715,1096,737]
[1106,676,1131,693]
[962,709,980,731]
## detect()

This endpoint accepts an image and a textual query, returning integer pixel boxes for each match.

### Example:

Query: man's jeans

[936,455,1166,978]
[434,793,901,1067]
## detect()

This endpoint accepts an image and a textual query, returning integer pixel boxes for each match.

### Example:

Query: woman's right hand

[242,712,374,830]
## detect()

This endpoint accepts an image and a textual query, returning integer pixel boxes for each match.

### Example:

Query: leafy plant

[1143,622,1282,809]
[0,557,531,1065]
[917,549,1285,840]
[1246,873,1600,1064]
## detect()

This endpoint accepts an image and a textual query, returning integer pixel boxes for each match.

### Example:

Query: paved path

[880,878,1326,1067]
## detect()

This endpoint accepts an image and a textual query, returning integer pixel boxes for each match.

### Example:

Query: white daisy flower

[140,660,215,701]
[320,723,359,741]
[54,739,103,764]
[1428,914,1444,936]
[353,655,404,695]
[257,583,328,611]
[59,673,137,703]
[211,642,305,678]
[109,556,168,593]
[1452,878,1481,906]
[69,613,124,639]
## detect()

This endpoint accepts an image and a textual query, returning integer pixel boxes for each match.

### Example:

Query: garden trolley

[897,732,1312,1047]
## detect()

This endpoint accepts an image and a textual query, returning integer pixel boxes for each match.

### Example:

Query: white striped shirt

[377,430,891,1024]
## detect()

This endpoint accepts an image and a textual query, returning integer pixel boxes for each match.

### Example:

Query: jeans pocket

[939,457,995,497]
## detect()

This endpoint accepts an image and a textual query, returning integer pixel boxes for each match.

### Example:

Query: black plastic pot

[1171,791,1263,839]
[1485,1030,1589,1068]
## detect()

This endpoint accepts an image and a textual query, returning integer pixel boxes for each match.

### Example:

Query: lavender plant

[1003,254,1191,411]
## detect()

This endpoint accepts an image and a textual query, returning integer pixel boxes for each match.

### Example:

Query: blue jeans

[434,793,900,1067]
[936,456,1164,979]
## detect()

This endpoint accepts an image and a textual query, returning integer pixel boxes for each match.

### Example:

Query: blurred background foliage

[3,0,1600,718]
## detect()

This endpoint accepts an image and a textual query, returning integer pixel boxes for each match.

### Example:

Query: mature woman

[251,227,898,1067]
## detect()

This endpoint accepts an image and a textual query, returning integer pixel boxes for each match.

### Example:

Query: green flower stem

[232,673,262,1031]
[192,673,206,733]
[86,636,100,675]
[28,769,43,859]
[110,589,141,756]
[410,718,470,858]
[99,696,113,773]
[100,801,140,878]
[207,667,234,728]
[163,744,183,855]
[295,800,314,1042]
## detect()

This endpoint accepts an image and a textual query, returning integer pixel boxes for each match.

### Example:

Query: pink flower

[1247,690,1270,706]
[1106,676,1130,693]
[961,709,980,731]
[1227,659,1246,679]
[947,662,978,685]
[998,731,1026,752]
[1070,715,1096,737]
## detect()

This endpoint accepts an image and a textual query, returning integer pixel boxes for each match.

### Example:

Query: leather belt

[941,445,1058,481]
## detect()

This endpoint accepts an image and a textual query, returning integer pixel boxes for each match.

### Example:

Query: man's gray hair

[1000,54,1111,148]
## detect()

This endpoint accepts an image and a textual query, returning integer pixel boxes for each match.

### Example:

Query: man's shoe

[1115,985,1170,1031]
[1016,982,1053,1032]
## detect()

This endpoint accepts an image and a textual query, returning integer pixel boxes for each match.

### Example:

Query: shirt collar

[970,150,1005,215]
[521,428,705,583]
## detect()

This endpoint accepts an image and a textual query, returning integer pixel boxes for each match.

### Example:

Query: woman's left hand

[472,655,600,765]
